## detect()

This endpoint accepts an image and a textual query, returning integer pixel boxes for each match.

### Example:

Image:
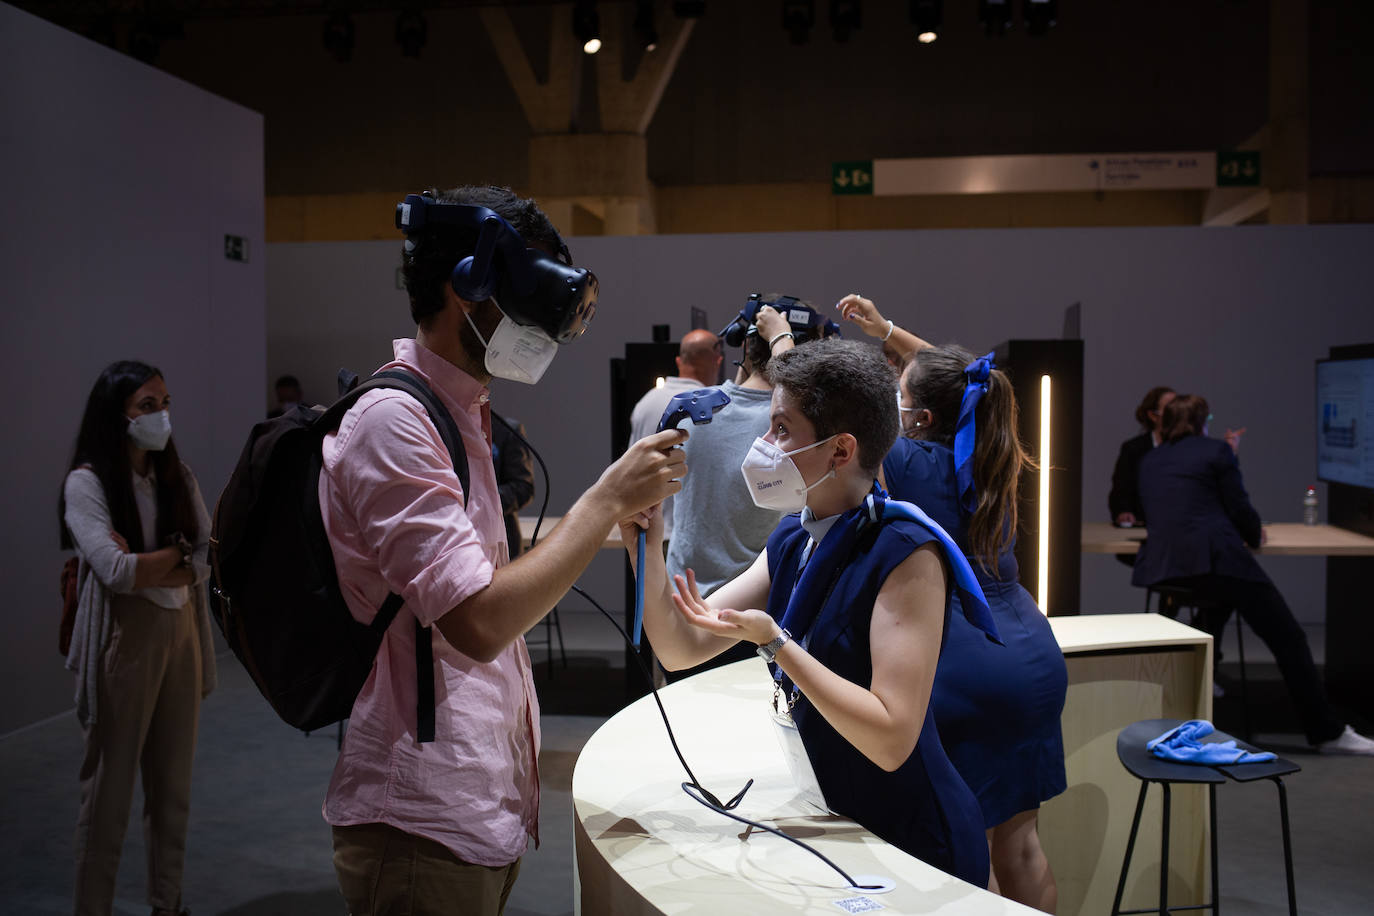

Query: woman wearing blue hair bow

[839,295,1067,913]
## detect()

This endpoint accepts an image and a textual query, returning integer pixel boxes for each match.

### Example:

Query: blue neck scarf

[953,351,996,514]
[776,486,1000,648]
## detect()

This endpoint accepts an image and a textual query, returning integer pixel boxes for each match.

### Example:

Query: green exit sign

[1216,151,1260,187]
[832,161,874,195]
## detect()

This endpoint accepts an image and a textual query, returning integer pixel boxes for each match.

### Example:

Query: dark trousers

[1162,573,1345,746]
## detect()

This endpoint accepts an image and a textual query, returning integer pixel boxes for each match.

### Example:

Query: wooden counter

[1042,614,1213,916]
[572,659,1037,915]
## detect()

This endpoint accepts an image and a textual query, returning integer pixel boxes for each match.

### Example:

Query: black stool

[1145,584,1252,740]
[1112,718,1301,916]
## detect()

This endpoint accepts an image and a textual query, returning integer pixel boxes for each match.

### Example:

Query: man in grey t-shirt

[666,298,825,596]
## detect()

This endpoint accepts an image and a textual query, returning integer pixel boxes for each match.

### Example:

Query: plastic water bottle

[1303,486,1319,526]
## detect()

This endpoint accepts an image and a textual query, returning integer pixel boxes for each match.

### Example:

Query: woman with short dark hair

[623,337,996,888]
[60,360,216,916]
[1134,395,1373,755]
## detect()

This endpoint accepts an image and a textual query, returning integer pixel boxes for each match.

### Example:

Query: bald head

[676,329,724,384]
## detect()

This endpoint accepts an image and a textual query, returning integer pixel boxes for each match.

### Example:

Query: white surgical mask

[739,434,838,512]
[128,410,172,451]
[464,298,558,385]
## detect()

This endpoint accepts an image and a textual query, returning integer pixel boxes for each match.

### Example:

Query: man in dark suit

[1132,394,1373,755]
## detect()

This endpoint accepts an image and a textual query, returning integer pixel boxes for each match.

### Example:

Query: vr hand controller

[633,387,732,647]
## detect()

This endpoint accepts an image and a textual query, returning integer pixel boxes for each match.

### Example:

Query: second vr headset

[396,193,598,343]
[719,292,842,348]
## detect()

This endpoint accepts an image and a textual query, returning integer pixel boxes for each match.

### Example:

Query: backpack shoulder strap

[326,369,470,496]
[326,367,474,745]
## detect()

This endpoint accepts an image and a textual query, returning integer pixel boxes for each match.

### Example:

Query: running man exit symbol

[832,161,875,195]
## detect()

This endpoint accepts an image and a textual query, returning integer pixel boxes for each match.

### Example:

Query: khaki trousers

[332,822,522,916]
[73,593,202,916]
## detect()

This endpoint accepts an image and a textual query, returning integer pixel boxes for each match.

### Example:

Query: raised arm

[835,294,932,361]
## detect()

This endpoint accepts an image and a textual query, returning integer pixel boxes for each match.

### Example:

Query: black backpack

[209,368,468,742]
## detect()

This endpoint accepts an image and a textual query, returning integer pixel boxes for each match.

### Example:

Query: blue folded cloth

[1147,720,1277,765]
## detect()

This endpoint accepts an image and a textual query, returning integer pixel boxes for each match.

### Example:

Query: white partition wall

[267,224,1374,641]
[0,4,265,734]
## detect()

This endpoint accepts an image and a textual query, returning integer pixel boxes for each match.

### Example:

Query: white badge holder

[770,709,831,814]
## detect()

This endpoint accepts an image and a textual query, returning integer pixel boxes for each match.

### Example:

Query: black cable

[500,413,878,889]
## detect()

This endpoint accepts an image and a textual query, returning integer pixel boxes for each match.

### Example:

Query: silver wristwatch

[757,628,792,664]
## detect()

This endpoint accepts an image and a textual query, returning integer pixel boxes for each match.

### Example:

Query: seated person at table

[1133,394,1374,755]
[1109,386,1175,528]
[622,339,999,888]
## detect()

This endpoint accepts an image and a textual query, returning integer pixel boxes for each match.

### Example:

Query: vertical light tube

[1038,374,1052,614]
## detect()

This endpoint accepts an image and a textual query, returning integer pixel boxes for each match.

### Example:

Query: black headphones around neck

[718,293,842,348]
[395,193,598,343]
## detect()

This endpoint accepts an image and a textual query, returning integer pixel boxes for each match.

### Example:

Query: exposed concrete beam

[477,3,580,134]
[594,2,695,135]
[1202,187,1271,226]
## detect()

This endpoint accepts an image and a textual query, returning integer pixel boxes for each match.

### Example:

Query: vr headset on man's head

[719,292,842,348]
[396,193,597,343]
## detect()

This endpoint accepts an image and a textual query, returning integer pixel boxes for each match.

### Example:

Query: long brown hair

[59,360,199,551]
[1160,394,1209,443]
[904,345,1034,575]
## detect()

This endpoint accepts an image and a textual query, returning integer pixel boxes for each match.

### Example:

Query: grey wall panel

[0,4,265,735]
[266,225,1374,650]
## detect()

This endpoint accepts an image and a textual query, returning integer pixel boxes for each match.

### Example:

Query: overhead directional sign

[831,160,874,195]
[1216,150,1261,187]
[831,151,1262,196]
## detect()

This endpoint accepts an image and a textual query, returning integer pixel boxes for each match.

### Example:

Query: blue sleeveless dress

[764,493,992,888]
[883,438,1067,828]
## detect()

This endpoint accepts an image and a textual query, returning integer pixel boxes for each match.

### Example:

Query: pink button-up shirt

[319,339,540,866]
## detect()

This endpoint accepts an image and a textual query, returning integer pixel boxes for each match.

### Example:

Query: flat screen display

[1316,356,1374,490]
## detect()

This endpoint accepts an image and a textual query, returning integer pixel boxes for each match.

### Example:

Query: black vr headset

[719,293,842,348]
[395,193,598,343]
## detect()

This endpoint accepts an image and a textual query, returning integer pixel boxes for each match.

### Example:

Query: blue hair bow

[953,351,996,514]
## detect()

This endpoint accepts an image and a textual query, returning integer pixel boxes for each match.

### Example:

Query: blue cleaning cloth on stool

[1147,720,1277,765]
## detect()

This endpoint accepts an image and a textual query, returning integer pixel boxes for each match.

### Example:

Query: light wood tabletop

[1081,521,1374,557]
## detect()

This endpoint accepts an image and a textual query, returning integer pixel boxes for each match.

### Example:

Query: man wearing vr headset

[318,186,686,915]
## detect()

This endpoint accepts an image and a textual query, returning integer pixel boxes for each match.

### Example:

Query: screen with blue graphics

[1317,356,1374,490]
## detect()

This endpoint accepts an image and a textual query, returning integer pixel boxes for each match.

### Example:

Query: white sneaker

[1317,725,1374,756]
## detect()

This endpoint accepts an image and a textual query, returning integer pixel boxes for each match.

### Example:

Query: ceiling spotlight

[634,0,659,52]
[979,0,1012,37]
[1023,0,1057,36]
[395,10,427,58]
[830,0,861,42]
[573,1,601,54]
[909,0,941,44]
[672,1,705,16]
[322,11,355,63]
[782,0,814,45]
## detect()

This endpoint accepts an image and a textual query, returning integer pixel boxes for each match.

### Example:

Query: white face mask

[739,434,838,512]
[128,410,172,451]
[464,298,558,385]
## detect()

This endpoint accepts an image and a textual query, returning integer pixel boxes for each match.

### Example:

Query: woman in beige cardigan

[60,360,216,916]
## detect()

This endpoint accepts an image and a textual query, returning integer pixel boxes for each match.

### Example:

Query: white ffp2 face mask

[464,299,558,385]
[739,435,837,512]
[127,410,172,451]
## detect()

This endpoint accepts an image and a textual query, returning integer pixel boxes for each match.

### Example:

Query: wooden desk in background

[1081,520,1374,557]
[1081,519,1374,727]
